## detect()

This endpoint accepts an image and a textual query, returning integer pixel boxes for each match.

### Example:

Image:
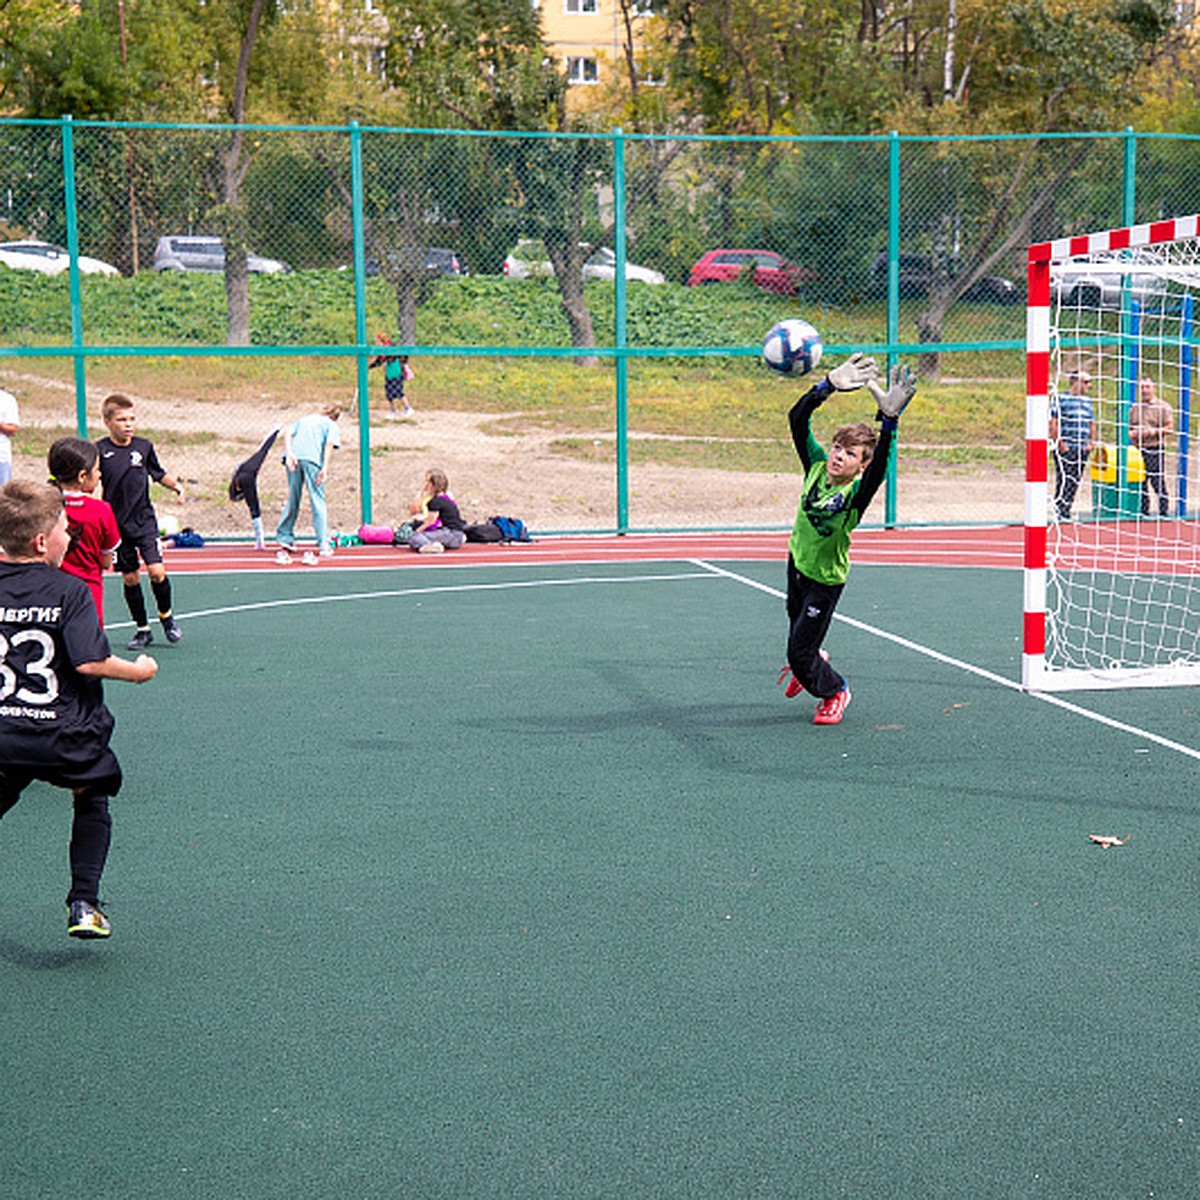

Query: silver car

[503,239,665,284]
[153,236,290,274]
[1049,252,1193,311]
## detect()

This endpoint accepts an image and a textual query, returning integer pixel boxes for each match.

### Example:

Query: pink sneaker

[812,685,851,725]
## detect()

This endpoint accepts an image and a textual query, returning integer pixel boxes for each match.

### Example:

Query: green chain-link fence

[2,118,1198,537]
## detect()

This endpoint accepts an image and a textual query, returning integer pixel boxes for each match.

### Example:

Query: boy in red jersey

[48,438,120,624]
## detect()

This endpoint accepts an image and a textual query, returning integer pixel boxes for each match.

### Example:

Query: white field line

[691,559,1200,763]
[103,569,720,628]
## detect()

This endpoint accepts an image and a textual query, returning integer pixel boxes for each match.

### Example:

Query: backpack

[393,520,419,545]
[465,521,504,543]
[490,515,531,542]
[169,528,205,548]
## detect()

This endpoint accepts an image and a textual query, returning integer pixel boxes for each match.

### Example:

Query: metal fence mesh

[2,119,1198,537]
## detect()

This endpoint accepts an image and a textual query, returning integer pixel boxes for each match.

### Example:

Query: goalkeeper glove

[867,364,918,420]
[825,352,879,392]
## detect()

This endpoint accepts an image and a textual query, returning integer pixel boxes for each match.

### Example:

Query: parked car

[352,248,468,277]
[868,252,1020,304]
[424,247,468,276]
[1050,254,1183,311]
[686,249,817,295]
[0,239,120,277]
[152,235,291,274]
[503,239,666,284]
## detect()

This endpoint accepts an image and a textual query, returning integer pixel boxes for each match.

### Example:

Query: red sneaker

[812,685,851,725]
[777,650,830,700]
[777,665,805,698]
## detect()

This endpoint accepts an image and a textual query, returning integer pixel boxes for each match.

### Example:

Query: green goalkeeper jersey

[788,457,865,585]
[787,382,894,586]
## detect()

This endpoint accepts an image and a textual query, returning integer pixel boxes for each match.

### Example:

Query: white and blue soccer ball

[158,514,181,538]
[762,318,823,376]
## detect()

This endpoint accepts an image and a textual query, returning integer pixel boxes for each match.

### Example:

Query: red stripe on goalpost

[1023,523,1046,569]
[1025,440,1048,484]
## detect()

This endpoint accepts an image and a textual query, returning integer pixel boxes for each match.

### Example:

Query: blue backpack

[490,515,531,542]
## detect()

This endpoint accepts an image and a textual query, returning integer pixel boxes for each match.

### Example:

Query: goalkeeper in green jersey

[777,353,917,725]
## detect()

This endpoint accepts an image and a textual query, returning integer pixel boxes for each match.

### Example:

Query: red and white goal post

[1024,215,1200,691]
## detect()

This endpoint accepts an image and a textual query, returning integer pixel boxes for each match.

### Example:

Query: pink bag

[358,523,396,545]
[402,362,415,381]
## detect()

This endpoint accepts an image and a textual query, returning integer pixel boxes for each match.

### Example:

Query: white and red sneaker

[812,685,851,725]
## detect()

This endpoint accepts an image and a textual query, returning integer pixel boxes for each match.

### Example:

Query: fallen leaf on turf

[1088,834,1131,849]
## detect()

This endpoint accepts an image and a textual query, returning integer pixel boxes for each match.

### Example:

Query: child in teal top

[779,353,916,725]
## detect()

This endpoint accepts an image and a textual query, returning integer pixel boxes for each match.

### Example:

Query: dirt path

[4,365,1026,534]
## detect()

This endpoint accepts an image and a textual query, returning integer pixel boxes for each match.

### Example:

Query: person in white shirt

[0,389,19,485]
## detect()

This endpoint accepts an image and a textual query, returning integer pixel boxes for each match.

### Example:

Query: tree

[374,0,606,354]
[877,0,1179,375]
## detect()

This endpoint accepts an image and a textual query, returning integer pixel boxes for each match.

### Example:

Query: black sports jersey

[0,561,115,770]
[427,493,466,532]
[97,435,167,538]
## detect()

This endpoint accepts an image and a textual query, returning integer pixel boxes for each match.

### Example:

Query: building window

[567,56,599,84]
[565,0,598,13]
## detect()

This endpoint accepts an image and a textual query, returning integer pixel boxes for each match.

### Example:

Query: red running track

[162,525,1031,574]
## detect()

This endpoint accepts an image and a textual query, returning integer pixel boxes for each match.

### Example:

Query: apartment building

[537,0,654,90]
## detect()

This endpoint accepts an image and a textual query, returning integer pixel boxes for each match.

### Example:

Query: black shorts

[115,531,163,574]
[384,376,406,403]
[0,752,123,804]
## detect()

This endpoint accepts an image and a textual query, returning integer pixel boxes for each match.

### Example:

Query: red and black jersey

[0,561,115,771]
[61,491,120,622]
[97,435,168,540]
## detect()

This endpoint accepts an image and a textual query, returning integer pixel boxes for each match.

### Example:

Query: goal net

[1024,216,1200,691]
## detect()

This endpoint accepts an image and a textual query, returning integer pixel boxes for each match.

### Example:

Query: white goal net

[1024,218,1200,691]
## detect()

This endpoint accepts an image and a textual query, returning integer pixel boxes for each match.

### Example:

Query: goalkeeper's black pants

[786,560,846,700]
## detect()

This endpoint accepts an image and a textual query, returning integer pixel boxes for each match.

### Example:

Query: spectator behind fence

[1049,369,1097,522]
[1128,377,1173,518]
[368,334,414,419]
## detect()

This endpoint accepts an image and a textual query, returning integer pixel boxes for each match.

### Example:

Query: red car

[687,248,817,295]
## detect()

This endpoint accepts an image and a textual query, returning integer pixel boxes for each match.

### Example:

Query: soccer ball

[762,318,823,376]
[159,514,181,538]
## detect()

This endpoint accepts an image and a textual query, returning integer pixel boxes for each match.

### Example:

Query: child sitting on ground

[407,469,467,554]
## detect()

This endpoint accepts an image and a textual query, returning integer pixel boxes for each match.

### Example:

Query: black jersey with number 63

[0,562,115,769]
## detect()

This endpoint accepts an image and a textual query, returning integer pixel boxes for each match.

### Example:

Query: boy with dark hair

[97,393,185,648]
[778,353,917,725]
[0,480,157,938]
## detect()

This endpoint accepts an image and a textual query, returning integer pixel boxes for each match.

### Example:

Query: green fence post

[350,120,371,525]
[884,130,901,527]
[61,115,88,436]
[1122,127,1136,227]
[613,126,629,534]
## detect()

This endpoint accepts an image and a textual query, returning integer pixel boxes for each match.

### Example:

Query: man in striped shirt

[1049,370,1097,521]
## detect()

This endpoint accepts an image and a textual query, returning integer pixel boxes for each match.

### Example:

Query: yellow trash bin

[1090,444,1145,517]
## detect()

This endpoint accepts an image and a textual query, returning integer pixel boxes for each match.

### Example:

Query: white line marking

[105,570,719,628]
[692,559,1200,763]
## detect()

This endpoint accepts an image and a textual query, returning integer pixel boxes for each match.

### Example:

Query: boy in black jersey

[0,480,157,938]
[97,393,186,649]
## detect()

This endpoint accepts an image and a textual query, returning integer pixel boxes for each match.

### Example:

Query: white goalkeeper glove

[867,363,918,420]
[825,352,879,392]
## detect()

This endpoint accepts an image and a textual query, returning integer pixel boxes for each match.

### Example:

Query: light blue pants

[276,460,328,551]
